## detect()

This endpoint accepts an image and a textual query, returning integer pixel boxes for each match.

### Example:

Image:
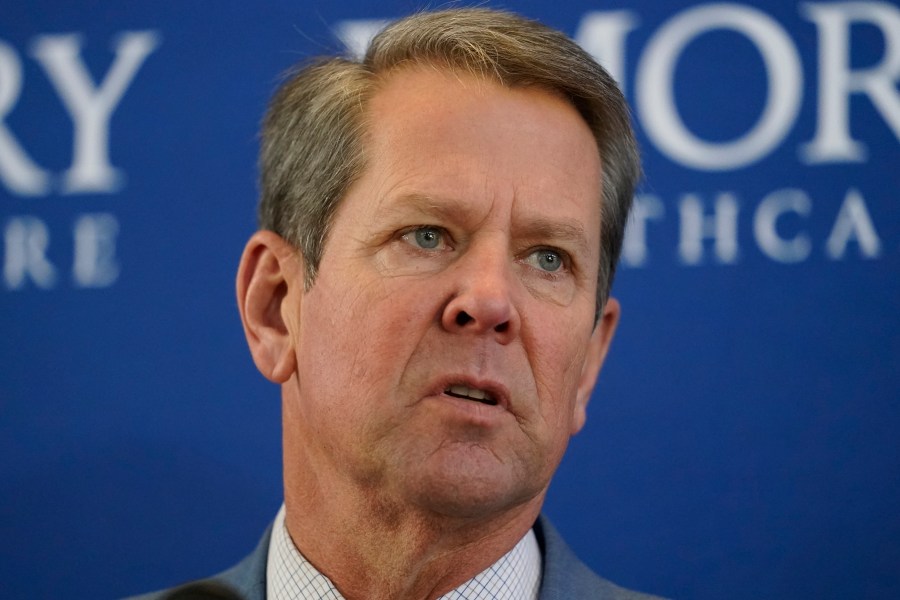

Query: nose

[440,245,520,343]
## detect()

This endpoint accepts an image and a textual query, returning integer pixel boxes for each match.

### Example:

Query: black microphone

[162,581,245,600]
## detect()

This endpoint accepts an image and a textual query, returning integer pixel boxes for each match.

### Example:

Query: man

[134,8,663,600]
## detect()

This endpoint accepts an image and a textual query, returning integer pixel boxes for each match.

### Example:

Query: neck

[283,483,542,600]
[281,396,544,600]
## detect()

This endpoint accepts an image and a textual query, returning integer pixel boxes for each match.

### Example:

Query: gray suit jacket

[129,515,665,599]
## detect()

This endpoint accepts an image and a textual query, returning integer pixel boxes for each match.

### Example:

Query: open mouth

[444,384,498,406]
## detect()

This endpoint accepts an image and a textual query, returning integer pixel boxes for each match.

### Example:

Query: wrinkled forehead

[347,66,603,246]
[363,65,600,166]
[369,61,595,139]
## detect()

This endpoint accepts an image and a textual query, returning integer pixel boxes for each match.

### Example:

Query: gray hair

[258,8,640,313]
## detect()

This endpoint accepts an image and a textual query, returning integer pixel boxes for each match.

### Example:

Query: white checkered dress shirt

[266,505,541,600]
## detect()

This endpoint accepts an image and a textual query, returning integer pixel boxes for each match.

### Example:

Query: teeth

[447,384,493,403]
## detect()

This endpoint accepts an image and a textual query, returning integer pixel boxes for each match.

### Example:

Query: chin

[404,448,544,520]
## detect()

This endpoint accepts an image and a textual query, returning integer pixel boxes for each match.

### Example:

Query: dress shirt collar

[266,504,541,600]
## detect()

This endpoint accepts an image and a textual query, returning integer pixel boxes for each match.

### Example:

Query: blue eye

[527,249,564,272]
[402,226,444,250]
[415,227,440,249]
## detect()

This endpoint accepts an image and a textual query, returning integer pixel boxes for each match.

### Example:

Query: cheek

[300,270,438,393]
[526,319,592,426]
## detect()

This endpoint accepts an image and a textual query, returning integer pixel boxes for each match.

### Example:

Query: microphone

[162,581,245,600]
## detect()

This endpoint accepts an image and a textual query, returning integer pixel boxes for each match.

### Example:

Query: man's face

[281,67,614,519]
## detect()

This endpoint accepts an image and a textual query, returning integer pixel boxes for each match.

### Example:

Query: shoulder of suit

[120,525,272,600]
[535,515,669,600]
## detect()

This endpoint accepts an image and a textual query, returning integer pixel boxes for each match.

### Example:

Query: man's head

[237,8,639,529]
[258,8,639,312]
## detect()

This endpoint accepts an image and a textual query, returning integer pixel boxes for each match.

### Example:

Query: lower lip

[426,393,508,426]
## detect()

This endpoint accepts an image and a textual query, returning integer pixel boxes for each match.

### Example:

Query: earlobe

[236,230,302,383]
[571,298,621,434]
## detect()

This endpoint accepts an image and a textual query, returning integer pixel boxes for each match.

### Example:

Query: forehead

[366,67,599,170]
[355,67,603,232]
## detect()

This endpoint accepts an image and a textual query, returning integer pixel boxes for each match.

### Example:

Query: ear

[236,230,303,383]
[570,297,621,434]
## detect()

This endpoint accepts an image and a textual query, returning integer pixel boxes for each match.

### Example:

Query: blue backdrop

[2,1,899,598]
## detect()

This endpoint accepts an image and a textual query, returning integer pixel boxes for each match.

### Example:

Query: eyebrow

[382,192,593,255]
[516,218,592,256]
[380,193,470,222]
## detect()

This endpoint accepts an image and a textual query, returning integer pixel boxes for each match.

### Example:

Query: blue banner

[2,1,898,598]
